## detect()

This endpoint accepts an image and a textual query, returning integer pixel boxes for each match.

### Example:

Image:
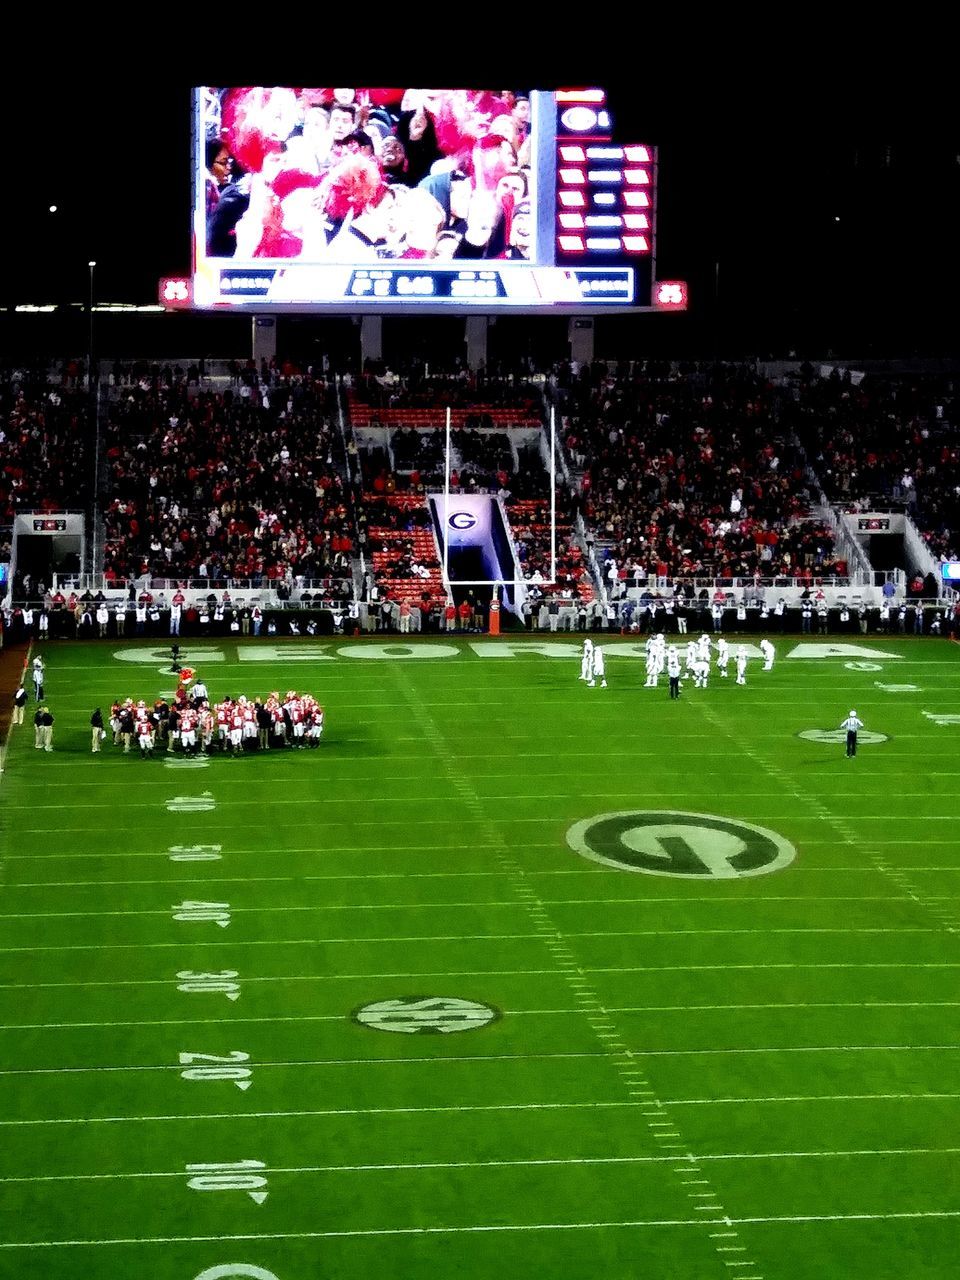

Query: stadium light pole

[87,261,96,389]
[87,260,99,591]
[549,406,556,584]
[443,407,451,594]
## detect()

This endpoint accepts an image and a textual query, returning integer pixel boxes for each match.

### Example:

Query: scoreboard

[178,85,685,315]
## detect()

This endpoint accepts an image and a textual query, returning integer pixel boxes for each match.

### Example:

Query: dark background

[3,40,956,359]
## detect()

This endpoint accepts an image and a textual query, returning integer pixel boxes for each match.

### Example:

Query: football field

[0,633,958,1280]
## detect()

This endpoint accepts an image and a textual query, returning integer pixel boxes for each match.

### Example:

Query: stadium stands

[784,367,960,561]
[3,358,958,632]
[101,377,354,590]
[0,375,91,519]
[553,360,845,583]
[349,370,595,614]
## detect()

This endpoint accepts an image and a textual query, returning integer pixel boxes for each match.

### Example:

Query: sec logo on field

[353,996,500,1034]
[567,810,797,879]
[798,729,888,745]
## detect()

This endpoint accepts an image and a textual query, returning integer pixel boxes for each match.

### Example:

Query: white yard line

[663,1091,960,1106]
[6,849,959,865]
[0,881,927,902]
[3,1091,956,1130]
[0,1099,646,1128]
[1,1208,960,1250]
[15,791,960,810]
[5,1044,957,1075]
[3,1144,957,1185]
[0,1050,645,1078]
[1,955,958,992]
[9,815,960,836]
[1,998,957,1033]
[1,1146,960,1182]
[0,924,946,956]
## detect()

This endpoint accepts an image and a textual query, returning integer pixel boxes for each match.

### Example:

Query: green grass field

[0,633,958,1280]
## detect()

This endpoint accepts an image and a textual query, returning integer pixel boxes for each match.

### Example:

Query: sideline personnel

[841,708,864,757]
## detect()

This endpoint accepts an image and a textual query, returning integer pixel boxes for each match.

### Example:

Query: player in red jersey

[307,704,324,747]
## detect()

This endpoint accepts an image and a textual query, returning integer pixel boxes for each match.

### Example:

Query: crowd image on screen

[203,88,536,266]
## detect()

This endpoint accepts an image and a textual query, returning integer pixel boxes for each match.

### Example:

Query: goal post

[436,404,558,599]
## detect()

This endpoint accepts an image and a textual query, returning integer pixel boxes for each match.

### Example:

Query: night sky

[4,42,956,353]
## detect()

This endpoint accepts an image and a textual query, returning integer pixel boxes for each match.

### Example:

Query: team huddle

[579,634,776,693]
[109,670,324,758]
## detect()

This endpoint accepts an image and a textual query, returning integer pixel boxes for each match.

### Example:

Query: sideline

[0,641,31,782]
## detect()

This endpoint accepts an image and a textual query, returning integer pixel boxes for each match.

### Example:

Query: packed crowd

[783,366,960,560]
[348,367,543,414]
[5,357,959,628]
[108,672,323,758]
[555,361,845,582]
[0,372,91,522]
[102,375,354,587]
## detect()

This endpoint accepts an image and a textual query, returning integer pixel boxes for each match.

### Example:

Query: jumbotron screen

[191,86,657,312]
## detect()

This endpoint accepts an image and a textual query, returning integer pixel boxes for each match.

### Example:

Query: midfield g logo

[449,511,477,530]
[567,810,797,879]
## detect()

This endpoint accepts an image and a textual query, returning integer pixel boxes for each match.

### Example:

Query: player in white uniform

[694,655,710,688]
[647,637,660,686]
[716,636,730,678]
[653,634,666,676]
[759,638,775,671]
[580,637,594,681]
[735,646,748,685]
[588,644,607,688]
[698,633,711,663]
[685,640,698,676]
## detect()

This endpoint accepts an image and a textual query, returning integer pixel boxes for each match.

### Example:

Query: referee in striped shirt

[841,709,864,757]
